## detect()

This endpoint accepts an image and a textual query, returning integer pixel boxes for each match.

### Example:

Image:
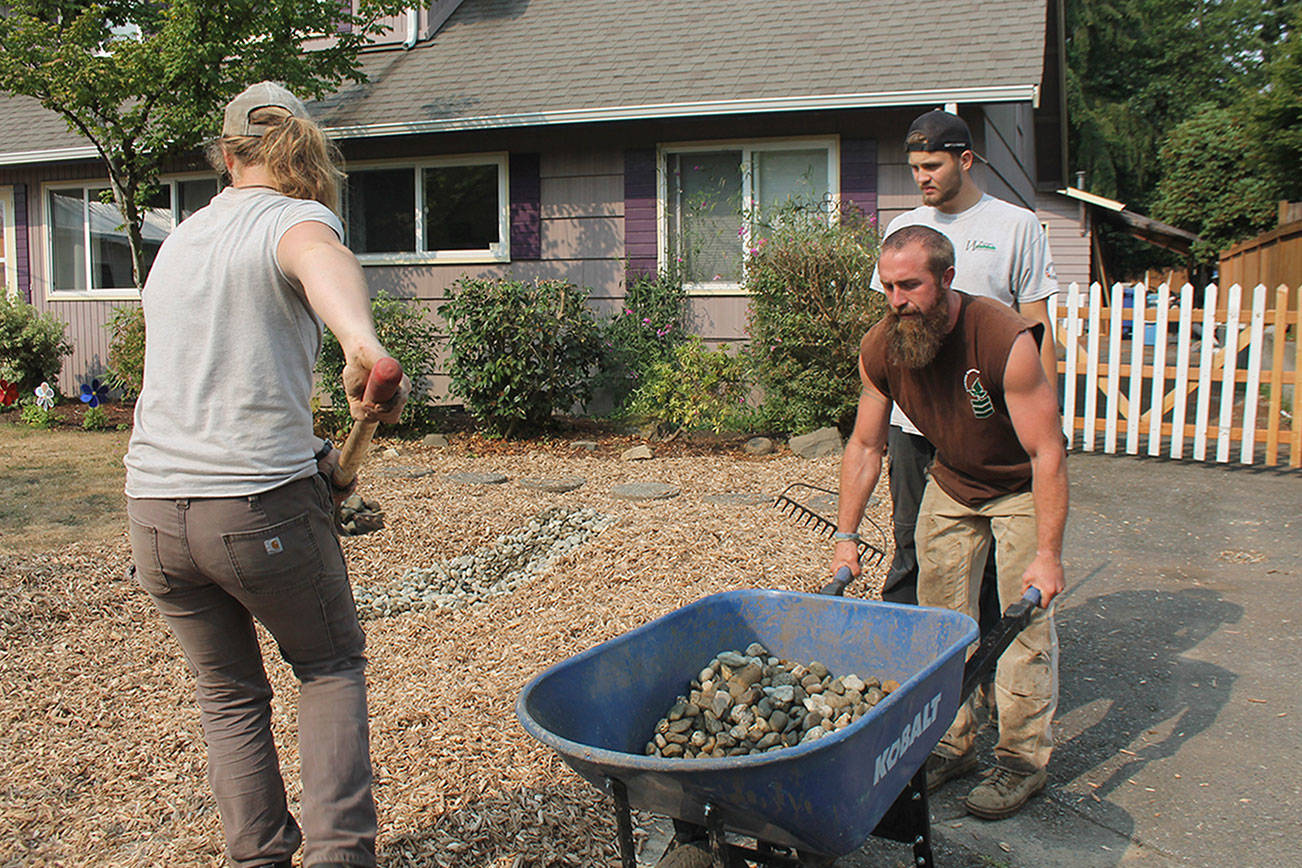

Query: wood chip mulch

[0,434,891,867]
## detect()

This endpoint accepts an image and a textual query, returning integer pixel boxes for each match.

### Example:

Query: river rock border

[354,506,614,618]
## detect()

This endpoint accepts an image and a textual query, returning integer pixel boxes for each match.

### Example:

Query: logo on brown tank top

[964,368,995,419]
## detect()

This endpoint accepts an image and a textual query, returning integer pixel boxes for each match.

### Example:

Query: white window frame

[657,137,840,295]
[345,153,510,266]
[0,187,17,300]
[43,172,219,301]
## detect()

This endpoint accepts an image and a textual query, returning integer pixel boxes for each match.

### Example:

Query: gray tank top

[125,186,344,498]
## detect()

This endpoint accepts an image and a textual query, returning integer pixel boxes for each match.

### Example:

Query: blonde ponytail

[207,109,345,213]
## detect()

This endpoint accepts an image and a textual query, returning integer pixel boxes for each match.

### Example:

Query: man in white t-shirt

[863,112,1059,748]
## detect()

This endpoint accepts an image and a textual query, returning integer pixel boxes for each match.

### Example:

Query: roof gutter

[0,144,101,165]
[0,84,1040,165]
[322,84,1040,140]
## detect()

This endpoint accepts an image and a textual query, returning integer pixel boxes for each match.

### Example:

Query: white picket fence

[1048,282,1301,468]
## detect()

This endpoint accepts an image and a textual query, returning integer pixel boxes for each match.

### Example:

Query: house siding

[9,104,1062,399]
[1036,190,1092,288]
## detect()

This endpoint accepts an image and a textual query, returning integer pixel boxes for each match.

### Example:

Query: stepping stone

[621,444,654,461]
[704,492,772,506]
[423,433,449,448]
[518,476,587,493]
[373,465,434,478]
[445,471,509,485]
[743,437,775,455]
[612,482,680,501]
[573,440,598,452]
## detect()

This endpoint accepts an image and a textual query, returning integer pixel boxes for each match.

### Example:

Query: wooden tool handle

[332,358,403,489]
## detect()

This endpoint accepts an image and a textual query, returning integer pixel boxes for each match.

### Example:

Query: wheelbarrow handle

[959,587,1042,702]
[820,565,854,596]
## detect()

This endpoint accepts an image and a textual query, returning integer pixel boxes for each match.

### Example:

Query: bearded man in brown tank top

[830,225,1068,820]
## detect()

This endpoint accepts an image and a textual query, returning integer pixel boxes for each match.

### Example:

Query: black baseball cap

[905,110,984,159]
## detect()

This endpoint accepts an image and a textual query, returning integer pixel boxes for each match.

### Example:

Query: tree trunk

[105,161,148,290]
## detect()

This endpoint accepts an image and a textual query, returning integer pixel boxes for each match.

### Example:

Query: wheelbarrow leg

[703,803,729,867]
[608,776,637,868]
[870,766,934,868]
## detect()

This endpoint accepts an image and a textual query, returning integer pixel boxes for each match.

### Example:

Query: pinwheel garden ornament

[34,382,56,410]
[80,378,109,409]
[0,379,17,406]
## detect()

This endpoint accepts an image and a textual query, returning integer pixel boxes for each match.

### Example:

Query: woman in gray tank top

[124,82,408,868]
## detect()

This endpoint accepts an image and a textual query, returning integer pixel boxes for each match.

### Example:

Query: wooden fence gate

[1048,282,1300,468]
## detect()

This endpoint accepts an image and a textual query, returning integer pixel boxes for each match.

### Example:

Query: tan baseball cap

[222,81,308,137]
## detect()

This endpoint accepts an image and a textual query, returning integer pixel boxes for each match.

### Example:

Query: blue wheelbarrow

[517,587,1040,866]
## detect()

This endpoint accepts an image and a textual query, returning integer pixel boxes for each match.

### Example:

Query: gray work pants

[127,474,376,867]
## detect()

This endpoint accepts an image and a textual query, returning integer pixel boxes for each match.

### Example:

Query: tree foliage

[1151,105,1278,264]
[0,0,405,287]
[1247,5,1302,203]
[1065,0,1293,271]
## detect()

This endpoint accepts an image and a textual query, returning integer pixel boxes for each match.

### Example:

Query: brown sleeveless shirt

[861,292,1044,506]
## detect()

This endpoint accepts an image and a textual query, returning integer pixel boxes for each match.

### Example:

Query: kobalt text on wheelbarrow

[516,584,1041,867]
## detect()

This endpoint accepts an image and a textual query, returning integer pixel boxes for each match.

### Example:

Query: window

[661,140,836,289]
[344,156,509,263]
[47,177,218,294]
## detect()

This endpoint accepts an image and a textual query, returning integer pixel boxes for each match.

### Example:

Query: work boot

[964,766,1048,819]
[924,749,978,792]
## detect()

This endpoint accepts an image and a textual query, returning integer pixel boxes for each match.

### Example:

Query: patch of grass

[0,424,130,553]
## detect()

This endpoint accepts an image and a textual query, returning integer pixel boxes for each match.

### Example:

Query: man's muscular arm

[831,356,892,580]
[1003,331,1069,605]
[1017,298,1059,393]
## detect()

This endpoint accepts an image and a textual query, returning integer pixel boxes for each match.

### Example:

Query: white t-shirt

[125,187,344,498]
[869,193,1059,434]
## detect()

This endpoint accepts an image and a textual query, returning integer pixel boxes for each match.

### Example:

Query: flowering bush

[744,205,886,435]
[598,270,687,411]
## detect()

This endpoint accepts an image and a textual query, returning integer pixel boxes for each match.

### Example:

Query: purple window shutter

[623,148,657,284]
[14,184,30,302]
[509,153,540,260]
[840,139,877,221]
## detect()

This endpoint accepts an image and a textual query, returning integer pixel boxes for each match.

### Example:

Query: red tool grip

[363,357,403,404]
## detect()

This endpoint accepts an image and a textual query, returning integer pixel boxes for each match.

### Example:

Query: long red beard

[884,294,950,368]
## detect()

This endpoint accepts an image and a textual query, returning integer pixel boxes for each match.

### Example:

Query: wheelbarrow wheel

[656,841,714,868]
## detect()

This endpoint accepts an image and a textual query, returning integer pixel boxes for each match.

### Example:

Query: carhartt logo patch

[264,537,284,555]
[964,368,995,419]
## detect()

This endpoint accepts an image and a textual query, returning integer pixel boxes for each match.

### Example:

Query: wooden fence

[1048,282,1300,468]
[1218,219,1302,299]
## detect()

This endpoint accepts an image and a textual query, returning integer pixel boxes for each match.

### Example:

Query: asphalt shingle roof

[0,0,1048,160]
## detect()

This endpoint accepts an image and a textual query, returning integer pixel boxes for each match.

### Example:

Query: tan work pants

[916,482,1058,773]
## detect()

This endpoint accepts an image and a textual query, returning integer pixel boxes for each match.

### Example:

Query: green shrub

[744,206,886,435]
[19,399,55,429]
[440,277,602,437]
[0,295,73,393]
[627,338,748,440]
[599,270,688,410]
[105,305,146,399]
[315,292,442,437]
[82,404,110,430]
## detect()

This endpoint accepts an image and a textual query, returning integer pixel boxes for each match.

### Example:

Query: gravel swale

[646,642,899,758]
[354,506,614,618]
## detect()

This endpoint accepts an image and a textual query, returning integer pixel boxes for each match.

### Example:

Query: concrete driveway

[896,451,1300,867]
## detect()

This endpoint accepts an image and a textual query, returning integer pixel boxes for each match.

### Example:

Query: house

[0,0,1076,398]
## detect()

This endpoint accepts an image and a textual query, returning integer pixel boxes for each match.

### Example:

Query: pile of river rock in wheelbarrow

[646,642,899,759]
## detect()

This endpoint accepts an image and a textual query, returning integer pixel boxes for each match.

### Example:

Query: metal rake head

[771,483,887,567]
